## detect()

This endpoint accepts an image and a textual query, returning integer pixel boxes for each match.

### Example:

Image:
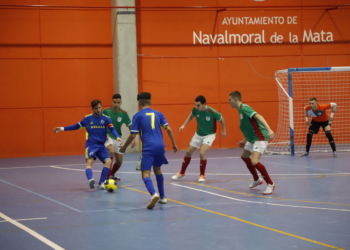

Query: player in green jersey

[100,94,135,186]
[228,91,276,195]
[172,95,226,182]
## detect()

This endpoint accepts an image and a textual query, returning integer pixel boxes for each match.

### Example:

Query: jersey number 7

[146,113,155,129]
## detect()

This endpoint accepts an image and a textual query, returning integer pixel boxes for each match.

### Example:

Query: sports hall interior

[0,1,349,250]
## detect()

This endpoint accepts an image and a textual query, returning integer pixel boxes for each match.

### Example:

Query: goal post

[266,67,350,156]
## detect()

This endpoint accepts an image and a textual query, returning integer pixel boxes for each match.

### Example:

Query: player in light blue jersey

[54,100,122,189]
[120,92,178,209]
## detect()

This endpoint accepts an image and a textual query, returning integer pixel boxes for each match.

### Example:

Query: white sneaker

[158,197,167,204]
[249,178,264,188]
[172,172,186,180]
[147,193,160,209]
[88,179,95,189]
[96,183,105,190]
[263,183,276,195]
[333,151,338,158]
[198,175,206,183]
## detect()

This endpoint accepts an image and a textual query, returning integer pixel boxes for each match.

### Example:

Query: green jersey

[238,104,269,143]
[191,106,222,136]
[103,108,132,139]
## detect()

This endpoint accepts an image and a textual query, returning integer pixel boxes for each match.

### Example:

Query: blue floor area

[0,149,349,250]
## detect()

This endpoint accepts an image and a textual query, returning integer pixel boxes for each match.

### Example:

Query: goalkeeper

[302,97,338,157]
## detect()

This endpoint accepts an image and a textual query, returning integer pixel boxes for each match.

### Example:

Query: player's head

[137,92,151,107]
[194,95,207,111]
[228,91,242,109]
[309,97,318,110]
[91,99,102,116]
[112,94,122,109]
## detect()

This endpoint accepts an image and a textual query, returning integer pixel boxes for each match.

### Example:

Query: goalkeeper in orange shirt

[301,97,338,157]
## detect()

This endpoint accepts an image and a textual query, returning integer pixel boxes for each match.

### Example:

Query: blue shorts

[85,144,110,163]
[140,149,168,171]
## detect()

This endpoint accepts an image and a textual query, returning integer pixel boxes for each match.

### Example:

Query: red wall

[1,1,349,158]
[136,0,350,151]
[0,0,113,158]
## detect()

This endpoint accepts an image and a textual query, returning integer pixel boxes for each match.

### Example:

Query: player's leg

[141,155,160,209]
[96,146,112,189]
[136,139,142,171]
[250,141,275,195]
[323,123,337,157]
[105,137,114,166]
[85,145,97,189]
[197,134,215,182]
[171,145,196,180]
[107,139,123,180]
[154,167,167,204]
[153,152,169,204]
[241,144,263,188]
[85,157,96,189]
[302,121,319,157]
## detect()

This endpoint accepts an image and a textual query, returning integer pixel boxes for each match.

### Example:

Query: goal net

[266,67,350,156]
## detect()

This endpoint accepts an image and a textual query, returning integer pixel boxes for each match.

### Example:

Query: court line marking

[171,183,350,212]
[0,217,47,223]
[189,182,350,206]
[0,212,65,250]
[121,185,345,250]
[0,179,81,213]
[49,166,350,176]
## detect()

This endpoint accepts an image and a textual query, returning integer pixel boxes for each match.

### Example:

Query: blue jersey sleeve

[159,112,168,128]
[64,117,86,131]
[105,116,119,138]
[130,113,140,134]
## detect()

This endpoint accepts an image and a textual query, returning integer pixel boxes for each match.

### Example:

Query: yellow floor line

[121,185,345,250]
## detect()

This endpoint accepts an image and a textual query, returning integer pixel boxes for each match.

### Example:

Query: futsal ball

[105,179,117,192]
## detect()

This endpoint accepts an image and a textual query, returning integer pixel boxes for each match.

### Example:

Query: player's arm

[164,126,178,153]
[179,113,194,132]
[53,122,82,133]
[218,116,226,138]
[304,107,310,127]
[107,124,121,143]
[329,102,337,123]
[238,138,247,148]
[127,124,136,148]
[254,114,275,139]
[119,133,137,153]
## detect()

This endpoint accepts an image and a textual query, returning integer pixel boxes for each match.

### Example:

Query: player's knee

[307,131,314,139]
[251,159,259,166]
[325,130,333,139]
[199,151,206,159]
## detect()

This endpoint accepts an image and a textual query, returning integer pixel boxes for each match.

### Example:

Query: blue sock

[98,167,110,185]
[85,168,93,180]
[143,177,156,195]
[156,174,165,198]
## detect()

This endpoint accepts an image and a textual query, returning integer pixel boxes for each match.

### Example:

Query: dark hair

[91,99,101,108]
[112,94,121,99]
[229,91,242,101]
[137,92,151,101]
[195,95,206,104]
[139,99,151,106]
[309,97,317,102]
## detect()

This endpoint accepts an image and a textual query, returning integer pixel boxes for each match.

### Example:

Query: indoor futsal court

[1,1,350,250]
[1,149,350,250]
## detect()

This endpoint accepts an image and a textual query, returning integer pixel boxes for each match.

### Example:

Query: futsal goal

[266,67,350,156]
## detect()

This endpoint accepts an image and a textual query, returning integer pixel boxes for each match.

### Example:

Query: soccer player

[301,97,338,157]
[119,92,178,209]
[103,94,135,182]
[171,95,226,182]
[228,91,276,195]
[53,100,121,189]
